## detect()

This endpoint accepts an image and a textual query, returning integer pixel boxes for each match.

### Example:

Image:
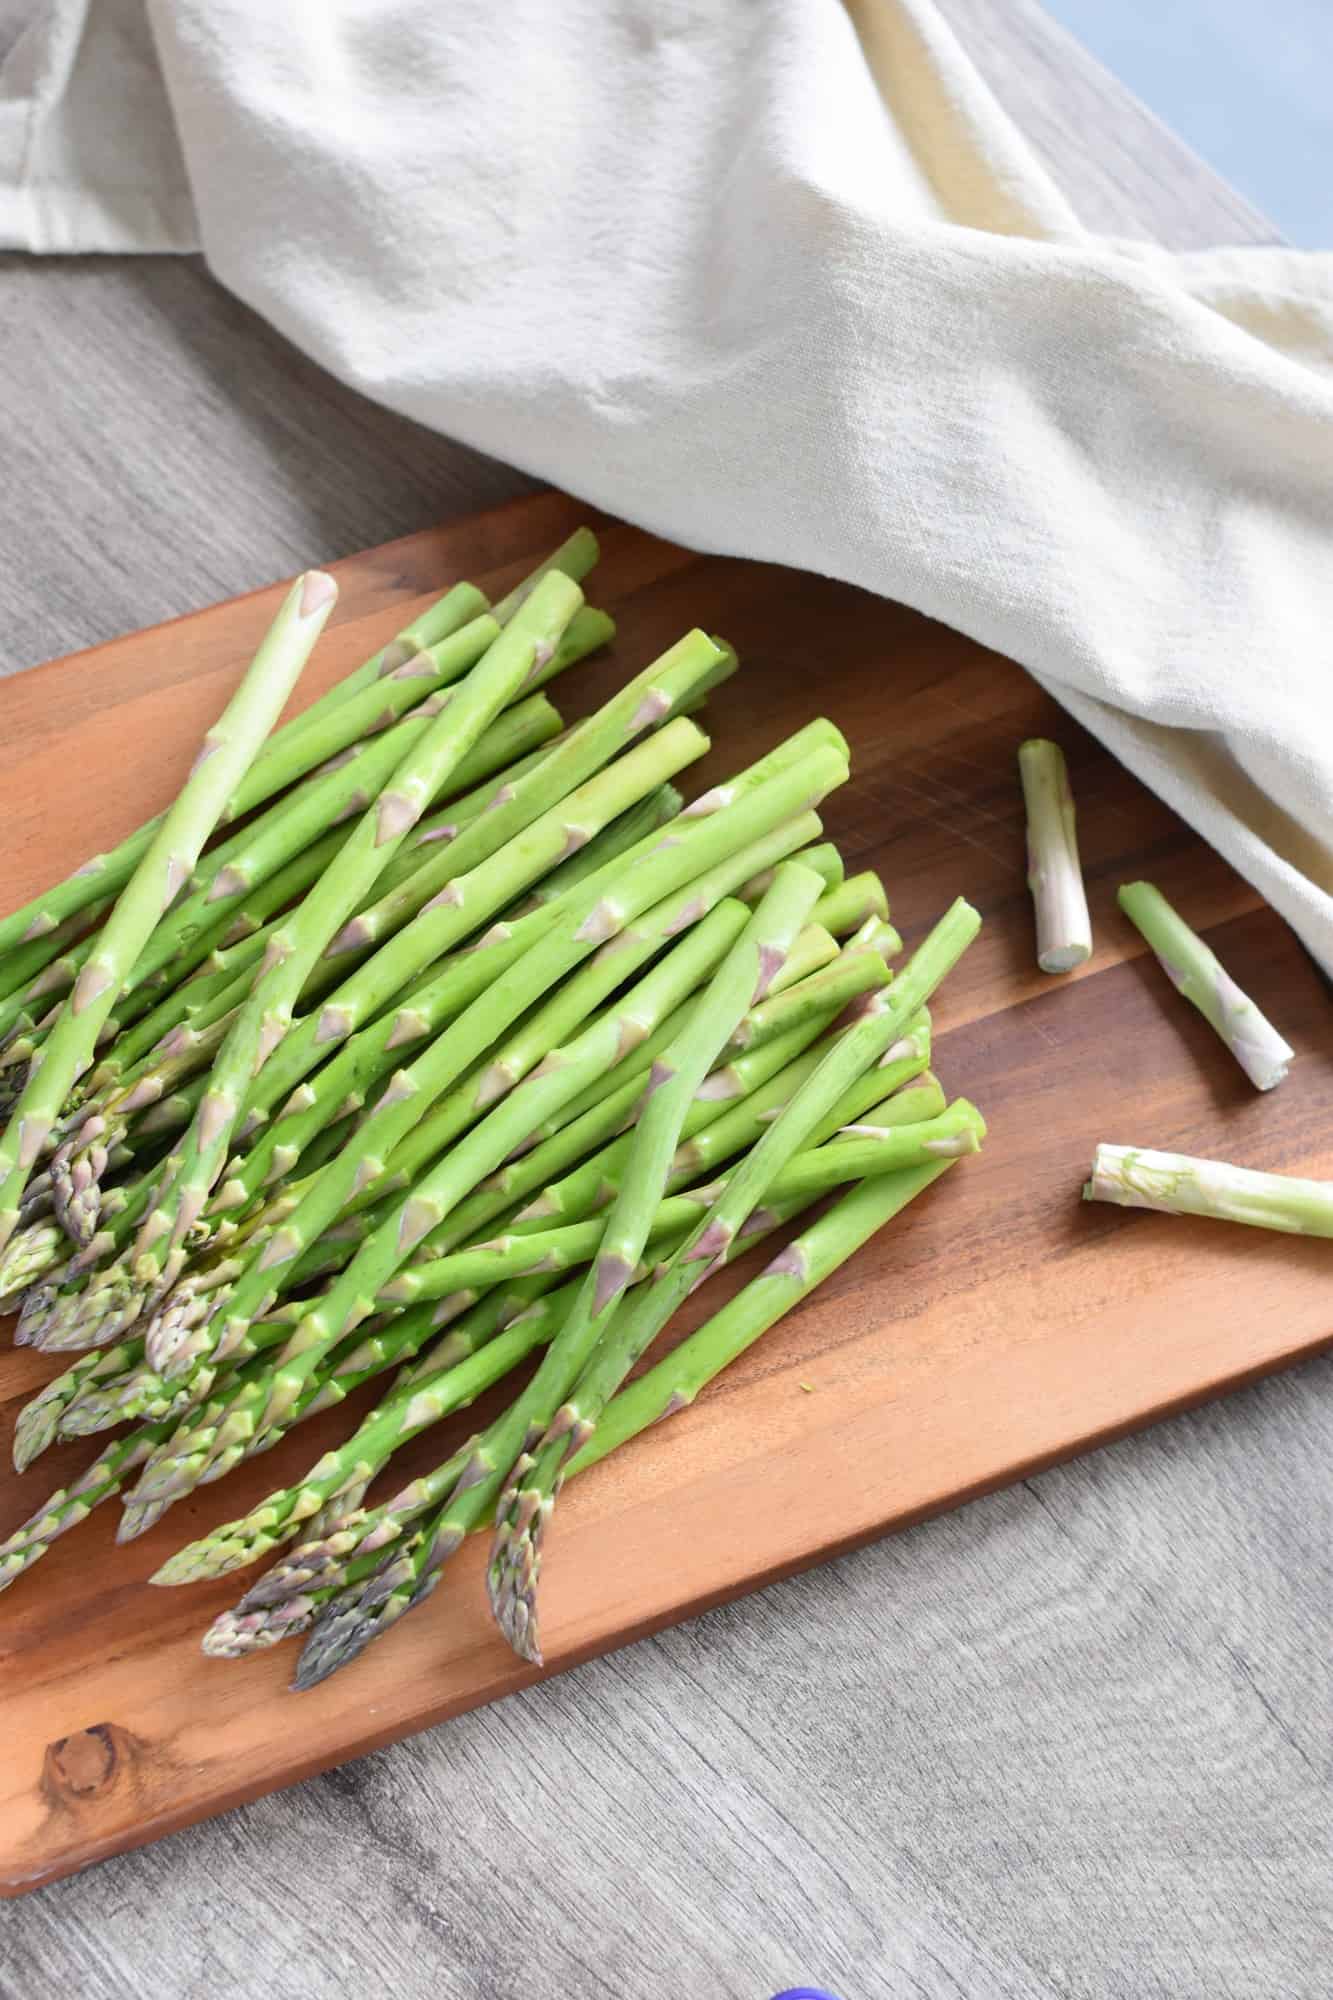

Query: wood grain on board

[1,488,1328,1894]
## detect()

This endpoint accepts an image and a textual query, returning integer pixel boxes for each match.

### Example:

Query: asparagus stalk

[128,897,771,1494]
[211,796,683,1214]
[483,913,980,1657]
[0,1422,176,1592]
[331,630,732,956]
[111,618,502,999]
[379,1110,981,1315]
[215,719,717,1161]
[157,736,845,1387]
[298,868,858,1671]
[1018,738,1092,973]
[122,575,586,1308]
[0,573,339,1246]
[12,1336,148,1468]
[202,1197,807,1653]
[570,1157,962,1460]
[1083,1144,1333,1235]
[0,576,494,963]
[364,721,570,902]
[737,843,844,901]
[720,928,895,1052]
[1117,881,1294,1091]
[0,525,597,969]
[807,873,888,940]
[339,882,844,1229]
[490,528,600,624]
[152,1295,594,1586]
[512,1013,936,1239]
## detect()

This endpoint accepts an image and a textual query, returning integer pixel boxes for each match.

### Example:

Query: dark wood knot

[41,1722,138,1808]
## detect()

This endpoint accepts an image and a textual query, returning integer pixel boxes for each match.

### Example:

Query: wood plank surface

[2,490,1329,1894]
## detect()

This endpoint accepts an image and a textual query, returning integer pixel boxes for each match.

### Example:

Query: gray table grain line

[2,6,1329,1999]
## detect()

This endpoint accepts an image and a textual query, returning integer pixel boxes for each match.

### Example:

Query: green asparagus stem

[379,1110,981,1315]
[130,898,770,1492]
[330,630,731,957]
[206,1195,802,1653]
[736,842,845,901]
[214,713,716,1155]
[123,575,586,1308]
[152,1300,581,1586]
[160,734,845,1390]
[570,1157,962,1462]
[807,873,889,940]
[1083,1144,1333,1235]
[490,528,600,624]
[482,911,979,1658]
[211,797,684,1216]
[0,577,492,962]
[1018,739,1092,973]
[1117,881,1294,1091]
[0,531,596,975]
[0,1421,176,1592]
[0,571,340,1247]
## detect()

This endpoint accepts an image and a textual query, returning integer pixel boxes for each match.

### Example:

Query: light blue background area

[1043,0,1332,246]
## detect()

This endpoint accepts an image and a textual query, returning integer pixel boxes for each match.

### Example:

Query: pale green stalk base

[1084,1144,1333,1235]
[1117,881,1293,1091]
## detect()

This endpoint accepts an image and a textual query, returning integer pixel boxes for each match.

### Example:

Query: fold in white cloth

[3,0,1332,968]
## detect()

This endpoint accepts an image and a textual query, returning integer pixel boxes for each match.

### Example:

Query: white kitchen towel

[3,0,1332,968]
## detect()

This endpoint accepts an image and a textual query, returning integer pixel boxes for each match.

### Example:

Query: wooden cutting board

[2,490,1330,1895]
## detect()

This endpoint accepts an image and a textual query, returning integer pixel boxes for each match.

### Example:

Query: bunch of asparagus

[0,530,987,1684]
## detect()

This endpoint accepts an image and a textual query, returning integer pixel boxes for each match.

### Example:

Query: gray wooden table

[2,7,1327,1997]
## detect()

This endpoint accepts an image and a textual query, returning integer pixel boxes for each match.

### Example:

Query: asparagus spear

[1117,881,1294,1091]
[122,575,586,1306]
[736,842,844,901]
[330,630,732,957]
[201,1198,810,1651]
[0,577,491,963]
[153,737,844,1388]
[807,873,888,940]
[489,528,600,624]
[152,1297,596,1586]
[0,573,339,1247]
[5,690,561,1092]
[306,886,928,1677]
[378,1110,982,1315]
[211,795,684,1213]
[570,1157,963,1458]
[484,912,981,1657]
[12,1336,149,1469]
[0,528,599,969]
[217,685,728,1146]
[126,898,769,1500]
[1018,738,1092,973]
[1083,1144,1333,1235]
[213,716,720,1160]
